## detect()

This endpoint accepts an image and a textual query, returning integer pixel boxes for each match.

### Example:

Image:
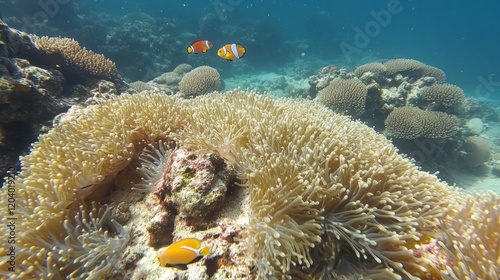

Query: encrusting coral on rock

[1,90,499,279]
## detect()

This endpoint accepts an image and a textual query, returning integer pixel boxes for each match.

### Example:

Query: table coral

[0,90,498,279]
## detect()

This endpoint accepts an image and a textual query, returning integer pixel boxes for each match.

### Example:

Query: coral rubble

[1,90,498,279]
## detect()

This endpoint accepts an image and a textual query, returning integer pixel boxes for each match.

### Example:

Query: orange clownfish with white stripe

[187,40,213,54]
[217,43,246,61]
[157,238,210,270]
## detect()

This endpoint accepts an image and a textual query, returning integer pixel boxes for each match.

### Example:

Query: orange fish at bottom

[157,238,210,270]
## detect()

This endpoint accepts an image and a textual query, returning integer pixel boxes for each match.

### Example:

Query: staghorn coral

[385,106,459,139]
[315,78,368,117]
[0,90,498,279]
[179,65,221,97]
[32,35,117,79]
[419,83,465,108]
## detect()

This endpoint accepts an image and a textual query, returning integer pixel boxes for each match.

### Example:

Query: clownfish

[187,40,213,54]
[217,43,246,61]
[157,238,210,270]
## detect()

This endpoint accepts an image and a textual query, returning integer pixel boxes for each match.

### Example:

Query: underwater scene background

[0,0,499,279]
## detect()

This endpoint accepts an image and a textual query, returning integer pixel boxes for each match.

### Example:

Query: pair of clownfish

[157,238,210,270]
[187,40,245,61]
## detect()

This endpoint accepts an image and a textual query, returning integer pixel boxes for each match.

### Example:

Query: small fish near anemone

[217,43,246,61]
[187,40,213,54]
[157,238,210,270]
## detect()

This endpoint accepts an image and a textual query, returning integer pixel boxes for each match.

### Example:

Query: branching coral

[1,90,497,279]
[315,78,368,117]
[31,35,117,78]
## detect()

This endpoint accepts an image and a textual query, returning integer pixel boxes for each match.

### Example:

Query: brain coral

[0,90,497,279]
[179,65,221,97]
[315,78,368,117]
[419,83,465,108]
[385,106,459,139]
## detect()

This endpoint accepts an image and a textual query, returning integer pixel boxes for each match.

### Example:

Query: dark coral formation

[0,19,128,183]
[101,14,185,81]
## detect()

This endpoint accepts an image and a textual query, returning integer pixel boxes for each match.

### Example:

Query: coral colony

[0,19,499,280]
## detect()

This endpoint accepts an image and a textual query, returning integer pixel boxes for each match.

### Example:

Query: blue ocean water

[70,0,500,98]
[2,0,498,97]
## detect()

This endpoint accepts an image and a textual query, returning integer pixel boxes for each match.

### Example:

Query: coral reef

[179,66,222,98]
[129,81,154,93]
[31,36,117,79]
[383,58,446,83]
[308,58,484,178]
[308,64,355,97]
[1,90,498,279]
[0,19,128,184]
[101,14,184,81]
[353,62,387,77]
[315,78,368,117]
[149,64,193,94]
[385,106,459,139]
[418,83,465,110]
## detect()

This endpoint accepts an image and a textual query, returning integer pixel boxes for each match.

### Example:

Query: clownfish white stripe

[222,46,227,56]
[180,245,201,255]
[230,43,240,59]
[205,40,210,48]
